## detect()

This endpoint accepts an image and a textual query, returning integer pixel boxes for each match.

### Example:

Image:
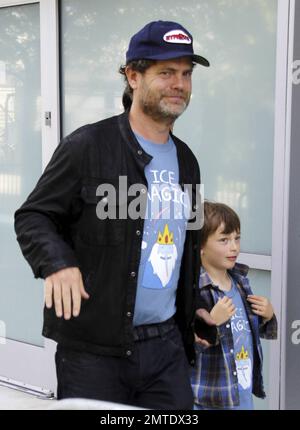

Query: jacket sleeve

[14,136,82,279]
[259,313,278,340]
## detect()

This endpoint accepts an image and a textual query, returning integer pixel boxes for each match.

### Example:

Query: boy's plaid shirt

[191,263,277,408]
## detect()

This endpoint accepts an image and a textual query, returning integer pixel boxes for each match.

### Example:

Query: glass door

[0,0,57,395]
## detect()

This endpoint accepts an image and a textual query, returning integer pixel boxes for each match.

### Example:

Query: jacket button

[127,312,132,318]
[226,324,230,328]
[141,188,146,194]
[137,150,143,156]
[126,350,132,356]
[130,272,136,278]
[233,371,237,376]
[136,230,141,236]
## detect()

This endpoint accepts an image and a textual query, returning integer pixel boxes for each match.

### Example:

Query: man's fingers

[44,268,89,319]
[71,282,82,317]
[53,282,63,318]
[44,278,53,309]
[62,283,72,320]
[80,278,90,300]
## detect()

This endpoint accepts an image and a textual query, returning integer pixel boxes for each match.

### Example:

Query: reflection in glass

[60,0,277,254]
[0,4,43,346]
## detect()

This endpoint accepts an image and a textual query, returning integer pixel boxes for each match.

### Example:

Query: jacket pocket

[78,182,125,246]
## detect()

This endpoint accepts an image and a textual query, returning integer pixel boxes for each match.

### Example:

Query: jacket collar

[118,111,152,175]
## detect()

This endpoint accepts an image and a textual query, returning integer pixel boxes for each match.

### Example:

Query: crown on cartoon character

[236,345,249,360]
[157,224,174,245]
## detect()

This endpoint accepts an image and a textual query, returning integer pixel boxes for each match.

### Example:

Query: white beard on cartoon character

[148,243,178,287]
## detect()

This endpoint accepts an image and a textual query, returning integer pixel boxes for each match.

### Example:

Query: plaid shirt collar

[199,262,249,290]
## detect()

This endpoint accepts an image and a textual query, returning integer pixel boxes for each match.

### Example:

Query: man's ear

[125,66,139,91]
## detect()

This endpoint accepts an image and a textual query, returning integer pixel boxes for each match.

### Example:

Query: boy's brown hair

[201,201,240,247]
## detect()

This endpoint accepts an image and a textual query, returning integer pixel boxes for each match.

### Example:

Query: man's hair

[119,59,157,110]
[201,201,240,247]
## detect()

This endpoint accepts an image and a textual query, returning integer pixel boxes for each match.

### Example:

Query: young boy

[191,202,277,410]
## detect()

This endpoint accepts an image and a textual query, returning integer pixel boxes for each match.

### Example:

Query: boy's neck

[203,265,232,292]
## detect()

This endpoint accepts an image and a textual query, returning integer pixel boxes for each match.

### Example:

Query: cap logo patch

[163,30,192,44]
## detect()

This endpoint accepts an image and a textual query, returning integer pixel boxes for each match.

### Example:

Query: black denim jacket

[14,112,201,361]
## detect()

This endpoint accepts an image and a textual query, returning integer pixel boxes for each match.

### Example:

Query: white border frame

[0,0,294,402]
[0,0,59,393]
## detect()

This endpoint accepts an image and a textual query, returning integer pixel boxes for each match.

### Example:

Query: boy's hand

[247,295,274,322]
[210,297,236,326]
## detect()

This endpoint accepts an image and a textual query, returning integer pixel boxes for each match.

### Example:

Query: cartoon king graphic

[235,345,252,390]
[148,224,178,288]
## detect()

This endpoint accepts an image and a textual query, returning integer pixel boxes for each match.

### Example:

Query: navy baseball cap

[126,20,210,67]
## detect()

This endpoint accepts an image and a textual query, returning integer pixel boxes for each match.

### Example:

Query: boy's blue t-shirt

[133,133,190,326]
[225,278,254,410]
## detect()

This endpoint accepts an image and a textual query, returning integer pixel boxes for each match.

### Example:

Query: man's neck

[129,106,173,144]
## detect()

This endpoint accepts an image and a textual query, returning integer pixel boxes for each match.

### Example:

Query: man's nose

[171,74,185,90]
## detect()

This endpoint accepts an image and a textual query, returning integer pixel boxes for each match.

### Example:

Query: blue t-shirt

[226,278,254,410]
[133,133,190,326]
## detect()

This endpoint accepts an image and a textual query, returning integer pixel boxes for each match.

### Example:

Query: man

[14,20,210,409]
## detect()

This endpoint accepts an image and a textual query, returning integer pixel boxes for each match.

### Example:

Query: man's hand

[210,296,236,326]
[247,295,274,322]
[194,308,216,347]
[44,267,90,320]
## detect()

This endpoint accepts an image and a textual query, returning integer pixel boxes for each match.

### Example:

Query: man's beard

[139,88,190,122]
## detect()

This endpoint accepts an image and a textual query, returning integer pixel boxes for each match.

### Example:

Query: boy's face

[201,223,241,272]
